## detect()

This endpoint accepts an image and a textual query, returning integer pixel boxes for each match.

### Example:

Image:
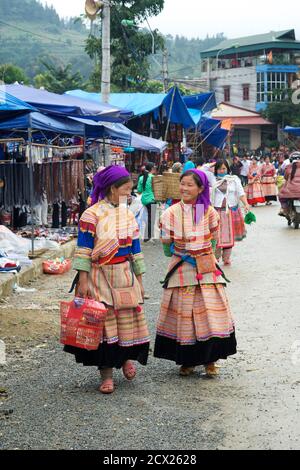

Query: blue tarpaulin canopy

[284,126,300,136]
[67,87,195,128]
[201,126,228,149]
[73,118,167,152]
[130,130,167,153]
[0,89,36,119]
[183,93,217,114]
[198,117,228,149]
[5,85,133,123]
[72,117,129,142]
[197,117,221,132]
[0,110,167,152]
[0,112,85,136]
[188,114,228,149]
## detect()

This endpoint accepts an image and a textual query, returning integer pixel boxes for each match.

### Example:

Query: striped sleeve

[208,207,220,234]
[73,209,98,272]
[160,207,173,244]
[130,213,146,276]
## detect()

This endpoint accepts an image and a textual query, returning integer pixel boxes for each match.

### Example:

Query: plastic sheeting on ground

[0,225,59,257]
[5,84,133,123]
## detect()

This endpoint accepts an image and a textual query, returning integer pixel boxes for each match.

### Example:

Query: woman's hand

[240,196,250,214]
[136,274,145,299]
[76,272,91,299]
[140,283,145,300]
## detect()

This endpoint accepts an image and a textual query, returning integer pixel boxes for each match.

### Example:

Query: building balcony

[256,64,300,73]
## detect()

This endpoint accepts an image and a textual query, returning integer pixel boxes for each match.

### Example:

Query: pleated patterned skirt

[261,176,278,201]
[231,208,247,241]
[154,282,237,367]
[246,182,266,205]
[64,262,150,369]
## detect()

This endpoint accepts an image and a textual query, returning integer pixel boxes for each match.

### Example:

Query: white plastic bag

[34,239,60,251]
[136,206,148,240]
[0,225,29,255]
[129,195,143,218]
[0,225,59,257]
[154,203,163,240]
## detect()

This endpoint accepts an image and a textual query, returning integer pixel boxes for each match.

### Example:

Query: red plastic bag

[43,259,72,275]
[60,298,107,350]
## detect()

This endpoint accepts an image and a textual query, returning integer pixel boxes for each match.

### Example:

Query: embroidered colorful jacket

[161,202,220,257]
[73,200,145,276]
[160,202,224,287]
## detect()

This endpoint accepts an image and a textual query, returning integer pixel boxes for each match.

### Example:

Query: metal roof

[201,29,300,58]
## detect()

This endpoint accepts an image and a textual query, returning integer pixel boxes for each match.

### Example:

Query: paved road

[1,203,300,450]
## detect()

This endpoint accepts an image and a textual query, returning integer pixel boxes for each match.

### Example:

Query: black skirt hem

[64,342,150,370]
[154,333,237,367]
[265,196,277,202]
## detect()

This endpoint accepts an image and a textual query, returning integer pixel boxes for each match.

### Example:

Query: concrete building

[211,103,276,151]
[200,29,300,112]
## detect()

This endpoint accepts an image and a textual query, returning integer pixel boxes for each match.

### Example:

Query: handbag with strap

[101,262,140,311]
[195,252,217,275]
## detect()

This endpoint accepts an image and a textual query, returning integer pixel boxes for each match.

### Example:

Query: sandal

[122,361,137,381]
[205,364,220,377]
[180,367,195,377]
[99,378,115,394]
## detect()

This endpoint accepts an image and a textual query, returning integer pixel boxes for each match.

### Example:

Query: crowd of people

[64,149,300,394]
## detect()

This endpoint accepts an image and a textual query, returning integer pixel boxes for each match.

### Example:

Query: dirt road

[1,203,300,450]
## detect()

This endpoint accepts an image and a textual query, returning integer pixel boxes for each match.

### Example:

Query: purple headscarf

[183,169,211,223]
[91,166,130,205]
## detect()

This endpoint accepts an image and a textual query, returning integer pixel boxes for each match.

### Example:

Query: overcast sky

[41,0,300,39]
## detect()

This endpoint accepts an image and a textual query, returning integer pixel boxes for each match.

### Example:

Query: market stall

[66,87,194,166]
[5,84,133,123]
[0,111,88,253]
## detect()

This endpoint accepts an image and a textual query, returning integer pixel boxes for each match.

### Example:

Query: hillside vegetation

[0,0,93,80]
[0,0,225,86]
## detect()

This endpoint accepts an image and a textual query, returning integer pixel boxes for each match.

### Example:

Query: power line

[0,19,86,46]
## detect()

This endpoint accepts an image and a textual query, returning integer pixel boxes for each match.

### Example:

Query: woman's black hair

[291,162,298,181]
[180,171,204,188]
[105,176,131,196]
[195,157,206,167]
[214,159,231,176]
[142,163,155,191]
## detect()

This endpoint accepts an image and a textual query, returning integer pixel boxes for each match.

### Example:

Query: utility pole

[101,1,111,103]
[101,1,111,164]
[207,58,211,92]
[162,49,169,93]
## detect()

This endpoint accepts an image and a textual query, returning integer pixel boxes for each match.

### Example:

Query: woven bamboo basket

[153,175,167,201]
[163,172,181,200]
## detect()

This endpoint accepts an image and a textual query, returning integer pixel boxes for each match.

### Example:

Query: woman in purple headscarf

[154,170,237,377]
[65,166,150,394]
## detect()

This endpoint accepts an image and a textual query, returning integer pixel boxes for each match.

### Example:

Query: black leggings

[145,203,156,241]
[52,202,68,228]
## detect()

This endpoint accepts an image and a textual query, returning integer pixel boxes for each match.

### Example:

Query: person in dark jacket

[230,157,243,179]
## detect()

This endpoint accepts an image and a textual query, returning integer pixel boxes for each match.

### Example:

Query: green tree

[0,64,29,84]
[85,0,165,92]
[34,62,83,94]
[263,90,300,127]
